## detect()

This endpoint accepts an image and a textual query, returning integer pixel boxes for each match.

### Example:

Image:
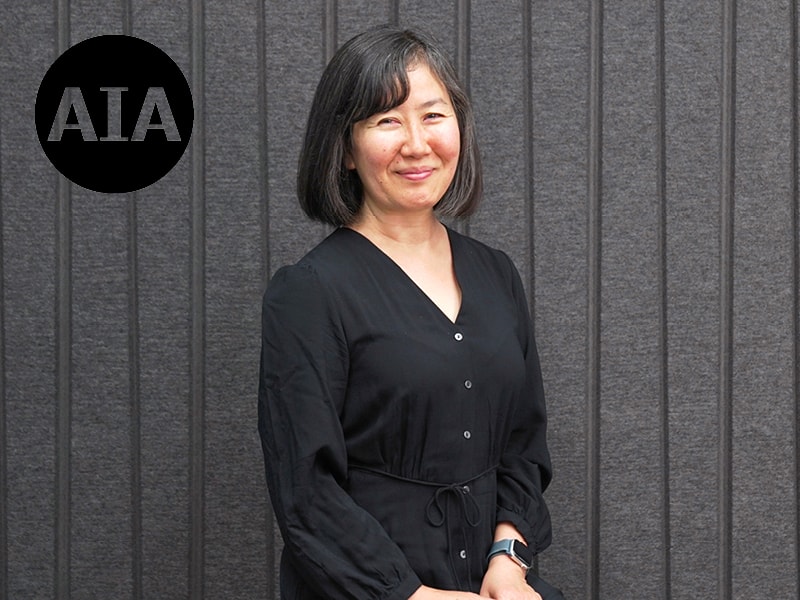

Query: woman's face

[346,63,461,219]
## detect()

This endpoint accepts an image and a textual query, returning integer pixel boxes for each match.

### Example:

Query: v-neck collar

[338,225,464,325]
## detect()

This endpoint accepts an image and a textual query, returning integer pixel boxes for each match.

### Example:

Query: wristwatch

[486,539,533,571]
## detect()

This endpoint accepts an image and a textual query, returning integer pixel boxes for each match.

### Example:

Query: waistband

[348,464,498,528]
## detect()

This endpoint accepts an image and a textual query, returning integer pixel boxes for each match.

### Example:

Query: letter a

[47,87,97,142]
[131,87,181,142]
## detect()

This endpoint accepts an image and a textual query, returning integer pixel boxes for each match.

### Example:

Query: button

[459,550,467,559]
[463,430,471,439]
[464,380,472,389]
[454,332,463,341]
[462,485,470,493]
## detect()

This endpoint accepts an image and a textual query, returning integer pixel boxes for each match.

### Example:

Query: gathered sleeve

[257,264,422,600]
[494,254,553,554]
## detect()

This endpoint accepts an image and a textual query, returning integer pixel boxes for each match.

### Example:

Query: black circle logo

[35,35,193,193]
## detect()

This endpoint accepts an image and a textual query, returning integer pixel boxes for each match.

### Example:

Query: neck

[348,207,443,247]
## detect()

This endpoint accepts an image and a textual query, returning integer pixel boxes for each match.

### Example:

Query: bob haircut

[297,25,482,226]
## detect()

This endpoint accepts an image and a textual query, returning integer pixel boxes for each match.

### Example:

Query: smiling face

[345,63,461,221]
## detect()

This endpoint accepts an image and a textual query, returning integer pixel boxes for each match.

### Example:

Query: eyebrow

[365,97,451,124]
[416,97,449,110]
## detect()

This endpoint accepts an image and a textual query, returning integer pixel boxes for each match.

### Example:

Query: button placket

[453,327,476,447]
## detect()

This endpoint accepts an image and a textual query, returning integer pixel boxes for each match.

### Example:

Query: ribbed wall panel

[1,2,798,598]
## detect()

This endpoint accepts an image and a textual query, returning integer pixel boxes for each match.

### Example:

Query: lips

[397,167,434,181]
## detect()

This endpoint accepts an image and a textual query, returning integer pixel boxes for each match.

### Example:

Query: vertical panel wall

[1,2,798,599]
[664,2,722,597]
[2,4,59,599]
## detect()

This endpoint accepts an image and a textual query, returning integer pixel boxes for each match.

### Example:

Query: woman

[258,25,562,600]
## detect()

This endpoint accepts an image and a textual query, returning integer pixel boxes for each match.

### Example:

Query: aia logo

[35,35,193,193]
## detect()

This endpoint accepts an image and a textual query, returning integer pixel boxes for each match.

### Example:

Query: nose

[401,121,430,156]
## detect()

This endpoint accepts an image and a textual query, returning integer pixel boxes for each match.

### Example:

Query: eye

[424,112,446,121]
[376,116,399,126]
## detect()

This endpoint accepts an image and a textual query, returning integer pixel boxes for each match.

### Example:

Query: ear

[344,151,355,170]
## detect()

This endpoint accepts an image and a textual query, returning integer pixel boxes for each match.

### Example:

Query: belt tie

[423,478,488,592]
[425,483,482,528]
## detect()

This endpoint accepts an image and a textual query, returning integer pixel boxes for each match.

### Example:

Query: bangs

[348,49,428,123]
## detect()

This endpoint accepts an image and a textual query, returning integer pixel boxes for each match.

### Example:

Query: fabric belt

[348,464,496,524]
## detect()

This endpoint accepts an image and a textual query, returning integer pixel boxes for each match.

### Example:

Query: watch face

[512,540,533,567]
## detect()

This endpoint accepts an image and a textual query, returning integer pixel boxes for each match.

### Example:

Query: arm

[479,255,552,599]
[258,265,421,600]
[494,254,552,553]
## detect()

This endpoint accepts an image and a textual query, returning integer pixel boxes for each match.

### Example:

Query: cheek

[359,139,394,167]
[439,128,461,164]
[367,149,394,173]
[352,149,387,175]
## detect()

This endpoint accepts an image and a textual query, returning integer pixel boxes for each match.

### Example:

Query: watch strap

[486,538,533,570]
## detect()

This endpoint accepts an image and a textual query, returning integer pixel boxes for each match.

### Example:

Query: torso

[271,225,539,594]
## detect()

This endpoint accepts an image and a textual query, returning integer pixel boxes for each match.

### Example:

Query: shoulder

[448,226,520,282]
[263,228,365,314]
[266,229,358,290]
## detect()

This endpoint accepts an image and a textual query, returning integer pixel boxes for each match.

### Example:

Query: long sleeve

[494,254,553,554]
[258,264,421,600]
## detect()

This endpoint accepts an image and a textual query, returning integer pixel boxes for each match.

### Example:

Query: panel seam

[655,0,672,596]
[189,0,206,598]
[718,1,736,598]
[587,1,603,599]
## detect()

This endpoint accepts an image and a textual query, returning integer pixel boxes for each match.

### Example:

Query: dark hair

[297,25,482,226]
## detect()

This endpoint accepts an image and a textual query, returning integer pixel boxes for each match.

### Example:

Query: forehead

[403,64,450,101]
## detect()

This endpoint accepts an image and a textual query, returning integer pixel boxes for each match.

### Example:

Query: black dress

[258,226,553,599]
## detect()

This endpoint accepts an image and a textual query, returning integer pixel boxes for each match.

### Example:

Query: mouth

[396,167,434,181]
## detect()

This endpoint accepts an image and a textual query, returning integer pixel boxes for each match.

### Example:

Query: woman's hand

[409,584,484,599]
[479,556,542,600]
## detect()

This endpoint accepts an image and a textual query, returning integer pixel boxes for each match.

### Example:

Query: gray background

[1,1,798,599]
